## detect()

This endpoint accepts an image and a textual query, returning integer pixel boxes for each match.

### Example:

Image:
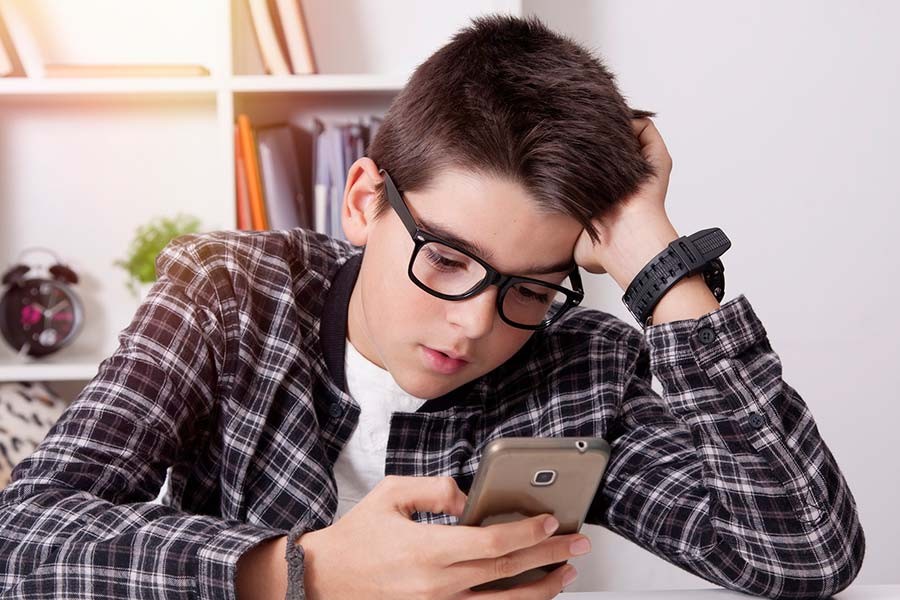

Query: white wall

[522,0,899,591]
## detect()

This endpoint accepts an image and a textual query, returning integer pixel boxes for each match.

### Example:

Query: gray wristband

[284,523,307,600]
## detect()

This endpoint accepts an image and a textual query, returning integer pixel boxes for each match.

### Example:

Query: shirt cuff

[285,521,309,600]
[197,522,289,600]
[644,293,767,372]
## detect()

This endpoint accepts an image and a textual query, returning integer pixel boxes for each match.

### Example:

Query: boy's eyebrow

[419,217,577,276]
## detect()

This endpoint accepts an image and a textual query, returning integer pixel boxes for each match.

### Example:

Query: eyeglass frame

[378,168,584,330]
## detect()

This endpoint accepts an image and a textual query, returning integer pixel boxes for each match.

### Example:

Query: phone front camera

[532,469,557,486]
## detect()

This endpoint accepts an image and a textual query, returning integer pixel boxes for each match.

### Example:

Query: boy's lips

[426,346,472,362]
[421,345,471,375]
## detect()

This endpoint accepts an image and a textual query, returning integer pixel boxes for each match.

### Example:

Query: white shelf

[0,356,103,382]
[231,74,408,93]
[0,76,222,96]
[0,74,409,97]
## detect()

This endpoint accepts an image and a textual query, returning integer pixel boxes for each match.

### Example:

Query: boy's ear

[341,157,383,247]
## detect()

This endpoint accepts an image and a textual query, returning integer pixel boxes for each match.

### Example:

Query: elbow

[812,520,866,599]
[765,519,867,599]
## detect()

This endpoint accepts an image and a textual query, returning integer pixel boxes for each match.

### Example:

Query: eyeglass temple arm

[569,266,585,295]
[379,169,419,236]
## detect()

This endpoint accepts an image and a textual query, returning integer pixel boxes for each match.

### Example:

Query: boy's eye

[424,247,465,270]
[511,284,551,304]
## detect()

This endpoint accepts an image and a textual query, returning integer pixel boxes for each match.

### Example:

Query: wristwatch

[622,227,731,329]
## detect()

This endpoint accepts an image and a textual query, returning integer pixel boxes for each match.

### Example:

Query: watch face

[702,258,726,301]
[0,277,84,357]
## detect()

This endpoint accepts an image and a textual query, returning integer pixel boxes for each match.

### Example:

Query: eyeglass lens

[411,241,569,327]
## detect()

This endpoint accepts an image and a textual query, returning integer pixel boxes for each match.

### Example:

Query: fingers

[426,512,559,565]
[456,562,579,600]
[630,117,672,173]
[440,529,589,593]
[379,475,468,519]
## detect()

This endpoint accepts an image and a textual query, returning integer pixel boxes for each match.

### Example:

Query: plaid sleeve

[589,293,865,599]
[0,236,288,599]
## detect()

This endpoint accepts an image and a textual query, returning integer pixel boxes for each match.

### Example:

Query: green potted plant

[114,213,202,299]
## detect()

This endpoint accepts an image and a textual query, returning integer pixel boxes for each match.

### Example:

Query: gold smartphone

[458,436,611,591]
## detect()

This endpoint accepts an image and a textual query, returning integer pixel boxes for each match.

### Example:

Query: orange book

[234,125,253,230]
[237,114,269,230]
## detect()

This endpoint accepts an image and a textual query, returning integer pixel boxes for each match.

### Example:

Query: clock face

[0,277,84,357]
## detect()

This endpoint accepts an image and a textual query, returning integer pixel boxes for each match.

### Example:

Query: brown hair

[366,14,657,245]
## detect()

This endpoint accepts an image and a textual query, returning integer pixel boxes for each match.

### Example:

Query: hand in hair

[573,117,680,291]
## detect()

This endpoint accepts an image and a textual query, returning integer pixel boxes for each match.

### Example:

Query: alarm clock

[0,247,84,358]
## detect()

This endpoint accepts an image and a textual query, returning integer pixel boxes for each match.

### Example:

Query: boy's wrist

[235,535,289,600]
[606,219,680,292]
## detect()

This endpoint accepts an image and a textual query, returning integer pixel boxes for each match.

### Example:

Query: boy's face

[343,158,584,400]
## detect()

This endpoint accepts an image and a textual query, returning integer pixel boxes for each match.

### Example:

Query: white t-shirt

[331,337,429,523]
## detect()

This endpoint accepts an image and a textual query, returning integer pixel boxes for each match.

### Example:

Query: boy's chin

[393,370,457,401]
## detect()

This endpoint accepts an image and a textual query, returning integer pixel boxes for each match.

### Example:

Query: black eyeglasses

[379,168,584,330]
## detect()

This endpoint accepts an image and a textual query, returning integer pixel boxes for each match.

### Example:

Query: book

[0,13,24,77]
[0,24,11,76]
[257,124,307,230]
[273,0,317,75]
[312,119,329,235]
[237,114,270,230]
[328,125,345,240]
[43,64,210,78]
[234,125,253,230]
[0,0,43,77]
[266,0,293,73]
[246,0,290,76]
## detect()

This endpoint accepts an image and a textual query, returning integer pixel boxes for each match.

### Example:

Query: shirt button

[697,326,717,345]
[329,402,344,418]
[748,412,765,429]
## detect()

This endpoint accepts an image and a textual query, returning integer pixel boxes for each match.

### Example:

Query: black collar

[318,251,479,413]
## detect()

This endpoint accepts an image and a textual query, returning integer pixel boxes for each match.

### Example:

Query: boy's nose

[446,285,498,340]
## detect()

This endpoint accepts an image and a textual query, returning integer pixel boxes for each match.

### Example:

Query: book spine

[266,0,293,73]
[0,10,24,76]
[235,125,253,230]
[237,114,270,230]
[0,0,44,77]
[274,0,317,74]
[0,29,11,76]
[246,0,291,76]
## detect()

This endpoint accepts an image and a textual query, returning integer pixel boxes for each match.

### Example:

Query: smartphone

[458,436,611,591]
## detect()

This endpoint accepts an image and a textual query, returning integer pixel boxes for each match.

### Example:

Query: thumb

[385,475,468,519]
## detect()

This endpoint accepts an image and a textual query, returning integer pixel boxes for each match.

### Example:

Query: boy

[0,14,864,600]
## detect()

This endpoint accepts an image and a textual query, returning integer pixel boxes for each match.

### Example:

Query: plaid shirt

[0,227,864,599]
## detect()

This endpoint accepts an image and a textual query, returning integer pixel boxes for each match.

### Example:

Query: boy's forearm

[236,535,289,600]
[604,219,722,325]
[649,272,721,324]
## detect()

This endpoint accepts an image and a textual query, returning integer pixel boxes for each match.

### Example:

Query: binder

[257,124,307,230]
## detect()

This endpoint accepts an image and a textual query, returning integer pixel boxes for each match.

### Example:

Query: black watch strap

[622,227,731,328]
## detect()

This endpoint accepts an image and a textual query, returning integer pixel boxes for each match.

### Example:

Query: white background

[523,0,898,591]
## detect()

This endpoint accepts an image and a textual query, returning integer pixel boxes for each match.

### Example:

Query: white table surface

[557,584,898,599]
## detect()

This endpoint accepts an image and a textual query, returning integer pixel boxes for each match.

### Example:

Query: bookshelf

[0,0,524,387]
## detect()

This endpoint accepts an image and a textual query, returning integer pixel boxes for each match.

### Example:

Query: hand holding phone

[458,436,611,591]
[295,474,585,599]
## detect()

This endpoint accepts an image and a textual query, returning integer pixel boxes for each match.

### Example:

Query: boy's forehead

[406,171,581,275]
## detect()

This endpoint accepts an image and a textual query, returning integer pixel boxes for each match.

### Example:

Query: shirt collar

[318,249,480,413]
